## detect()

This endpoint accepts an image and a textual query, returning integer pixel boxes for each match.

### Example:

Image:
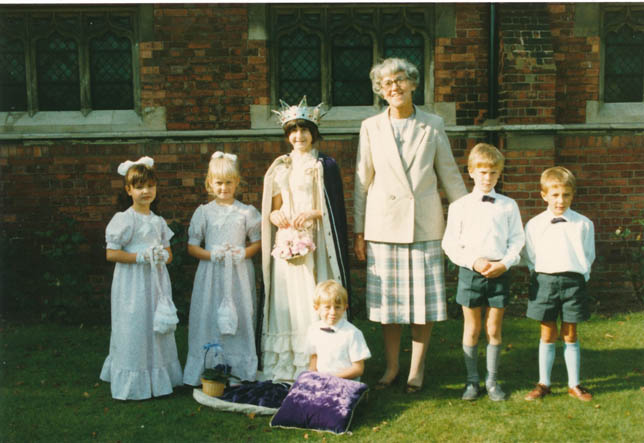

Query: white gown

[261,150,343,382]
[183,200,262,385]
[100,207,183,400]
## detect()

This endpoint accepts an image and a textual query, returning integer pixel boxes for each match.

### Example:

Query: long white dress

[183,200,262,385]
[100,207,183,400]
[261,149,344,382]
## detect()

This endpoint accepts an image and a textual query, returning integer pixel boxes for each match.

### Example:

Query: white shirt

[523,208,595,281]
[306,318,371,378]
[442,189,525,271]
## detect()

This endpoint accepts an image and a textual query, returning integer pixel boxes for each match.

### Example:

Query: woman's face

[288,126,313,153]
[380,70,416,109]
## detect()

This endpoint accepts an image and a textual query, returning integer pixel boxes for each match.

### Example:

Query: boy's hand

[481,261,507,279]
[473,257,491,274]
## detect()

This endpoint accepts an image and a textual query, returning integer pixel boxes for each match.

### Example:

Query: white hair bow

[211,151,237,162]
[117,156,154,176]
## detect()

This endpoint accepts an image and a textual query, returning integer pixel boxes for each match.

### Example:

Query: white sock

[486,343,502,388]
[564,341,581,388]
[538,340,555,387]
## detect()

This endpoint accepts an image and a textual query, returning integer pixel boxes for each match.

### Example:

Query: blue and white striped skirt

[366,240,447,324]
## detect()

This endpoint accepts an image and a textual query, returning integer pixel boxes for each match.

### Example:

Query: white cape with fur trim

[260,152,343,382]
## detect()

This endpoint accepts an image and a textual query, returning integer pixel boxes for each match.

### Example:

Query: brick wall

[2,132,643,314]
[141,4,268,130]
[497,4,557,124]
[1,3,643,318]
[547,3,600,124]
[435,4,489,126]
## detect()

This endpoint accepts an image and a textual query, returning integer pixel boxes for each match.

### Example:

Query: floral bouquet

[271,226,316,263]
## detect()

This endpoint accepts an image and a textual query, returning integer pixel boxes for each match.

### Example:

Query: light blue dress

[100,207,183,400]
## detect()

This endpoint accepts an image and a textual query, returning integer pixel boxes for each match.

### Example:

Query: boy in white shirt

[442,143,525,401]
[307,280,371,380]
[523,166,595,402]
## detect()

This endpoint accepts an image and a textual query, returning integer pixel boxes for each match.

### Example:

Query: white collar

[546,208,572,221]
[319,317,348,332]
[471,188,498,200]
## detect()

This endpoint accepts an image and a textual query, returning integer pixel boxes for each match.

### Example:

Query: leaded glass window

[0,36,27,111]
[271,5,433,107]
[603,5,644,103]
[90,32,134,110]
[278,31,322,105]
[0,7,138,115]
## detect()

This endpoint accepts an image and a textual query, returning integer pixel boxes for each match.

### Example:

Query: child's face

[126,181,156,210]
[288,126,313,153]
[315,300,347,327]
[210,176,239,204]
[469,164,501,194]
[541,184,574,216]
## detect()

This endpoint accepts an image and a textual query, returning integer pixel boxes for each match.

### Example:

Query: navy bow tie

[551,217,567,224]
[481,195,495,203]
[320,327,335,333]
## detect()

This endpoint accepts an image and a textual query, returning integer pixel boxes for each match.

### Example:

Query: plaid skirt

[366,240,447,324]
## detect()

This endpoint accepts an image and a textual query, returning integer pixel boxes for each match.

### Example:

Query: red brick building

[1,3,643,317]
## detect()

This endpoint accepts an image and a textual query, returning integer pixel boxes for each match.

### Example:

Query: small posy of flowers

[271,227,316,261]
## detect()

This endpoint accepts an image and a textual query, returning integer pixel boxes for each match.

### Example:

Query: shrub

[613,215,644,306]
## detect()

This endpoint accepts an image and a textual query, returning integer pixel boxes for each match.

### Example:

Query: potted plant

[200,343,239,397]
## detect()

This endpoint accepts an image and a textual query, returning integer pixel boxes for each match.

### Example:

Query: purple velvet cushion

[270,371,369,435]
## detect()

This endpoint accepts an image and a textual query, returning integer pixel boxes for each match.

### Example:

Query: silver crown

[272,96,324,127]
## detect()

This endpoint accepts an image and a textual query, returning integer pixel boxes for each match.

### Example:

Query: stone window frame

[0,5,163,135]
[584,3,644,123]
[251,4,457,129]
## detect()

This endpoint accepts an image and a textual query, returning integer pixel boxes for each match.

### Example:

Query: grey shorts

[455,266,510,309]
[526,272,589,323]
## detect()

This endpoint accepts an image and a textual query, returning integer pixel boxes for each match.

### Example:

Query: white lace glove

[151,245,169,264]
[136,247,153,264]
[210,245,227,263]
[230,246,246,264]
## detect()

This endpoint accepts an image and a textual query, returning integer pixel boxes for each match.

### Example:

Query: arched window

[602,5,644,103]
[0,7,138,115]
[271,5,433,108]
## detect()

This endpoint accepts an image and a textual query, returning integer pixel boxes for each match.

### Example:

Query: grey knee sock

[486,343,502,387]
[463,344,479,383]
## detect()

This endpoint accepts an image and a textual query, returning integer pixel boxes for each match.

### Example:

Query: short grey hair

[370,58,420,97]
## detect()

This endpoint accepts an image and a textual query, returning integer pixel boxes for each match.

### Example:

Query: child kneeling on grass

[522,166,595,402]
[306,280,371,380]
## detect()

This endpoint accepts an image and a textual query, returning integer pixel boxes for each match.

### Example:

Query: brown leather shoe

[525,383,551,401]
[568,385,592,402]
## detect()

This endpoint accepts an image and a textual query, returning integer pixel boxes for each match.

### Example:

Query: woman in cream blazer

[353,58,466,393]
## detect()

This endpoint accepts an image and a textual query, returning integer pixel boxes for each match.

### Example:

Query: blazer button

[389,195,396,200]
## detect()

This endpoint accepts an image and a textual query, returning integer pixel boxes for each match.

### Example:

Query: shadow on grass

[353,314,644,428]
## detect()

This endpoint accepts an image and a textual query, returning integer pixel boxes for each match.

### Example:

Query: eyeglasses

[381,76,409,90]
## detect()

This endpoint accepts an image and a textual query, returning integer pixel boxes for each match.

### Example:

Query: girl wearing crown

[101,157,183,400]
[261,97,351,381]
[183,152,262,385]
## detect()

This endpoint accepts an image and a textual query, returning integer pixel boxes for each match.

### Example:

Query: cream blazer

[353,107,467,244]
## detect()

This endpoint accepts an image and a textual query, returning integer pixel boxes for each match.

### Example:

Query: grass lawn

[1,312,643,442]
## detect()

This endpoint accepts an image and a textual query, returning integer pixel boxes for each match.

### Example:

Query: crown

[272,96,324,127]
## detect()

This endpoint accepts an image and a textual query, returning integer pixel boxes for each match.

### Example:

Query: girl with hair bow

[101,156,183,400]
[183,151,262,385]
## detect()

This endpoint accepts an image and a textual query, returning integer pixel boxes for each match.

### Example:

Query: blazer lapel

[401,110,428,172]
[376,110,411,190]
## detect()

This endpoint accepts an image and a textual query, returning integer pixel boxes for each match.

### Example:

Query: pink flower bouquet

[271,227,316,263]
